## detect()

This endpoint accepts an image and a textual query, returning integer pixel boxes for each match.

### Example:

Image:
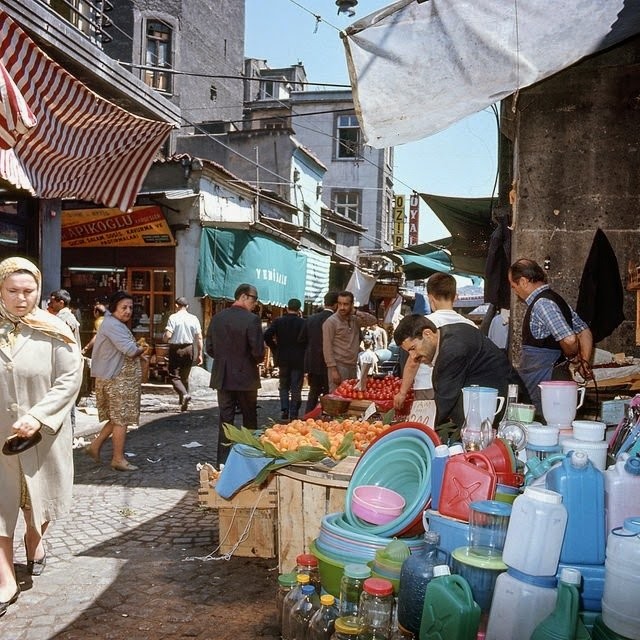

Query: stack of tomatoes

[333,376,412,413]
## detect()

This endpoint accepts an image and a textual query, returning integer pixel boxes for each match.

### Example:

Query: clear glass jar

[339,563,372,619]
[297,552,321,593]
[358,577,394,639]
[331,616,362,639]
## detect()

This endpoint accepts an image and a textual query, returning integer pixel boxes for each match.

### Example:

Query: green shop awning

[196,227,306,306]
[397,249,453,280]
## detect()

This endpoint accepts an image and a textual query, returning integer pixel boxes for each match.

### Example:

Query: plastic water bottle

[430,444,449,510]
[420,565,481,640]
[278,572,299,633]
[291,584,320,640]
[283,573,311,640]
[396,530,441,637]
[308,594,339,640]
[530,568,583,640]
[604,453,640,533]
[545,450,606,564]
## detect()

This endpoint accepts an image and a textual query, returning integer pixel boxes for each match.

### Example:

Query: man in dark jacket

[298,291,338,413]
[264,298,306,421]
[394,314,526,427]
[206,283,264,465]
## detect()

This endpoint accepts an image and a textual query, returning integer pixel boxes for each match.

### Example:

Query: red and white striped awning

[0,59,36,149]
[0,11,175,211]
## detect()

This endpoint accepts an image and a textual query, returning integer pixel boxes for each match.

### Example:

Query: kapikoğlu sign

[61,206,175,247]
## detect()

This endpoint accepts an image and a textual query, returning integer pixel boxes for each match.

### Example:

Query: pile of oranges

[260,418,389,457]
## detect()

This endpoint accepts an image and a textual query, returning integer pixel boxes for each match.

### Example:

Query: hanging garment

[576,228,624,343]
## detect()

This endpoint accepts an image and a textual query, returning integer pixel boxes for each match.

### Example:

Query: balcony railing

[48,0,113,45]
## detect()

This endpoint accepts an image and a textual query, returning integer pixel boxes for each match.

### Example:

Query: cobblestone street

[5,380,285,640]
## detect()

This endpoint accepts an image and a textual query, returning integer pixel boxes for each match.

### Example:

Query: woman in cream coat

[0,257,82,617]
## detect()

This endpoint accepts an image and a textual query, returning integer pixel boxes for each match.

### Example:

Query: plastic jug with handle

[420,565,481,640]
[462,386,505,425]
[539,381,585,428]
[545,451,606,565]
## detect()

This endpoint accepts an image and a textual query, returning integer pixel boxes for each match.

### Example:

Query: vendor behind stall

[393,314,527,427]
[508,259,593,414]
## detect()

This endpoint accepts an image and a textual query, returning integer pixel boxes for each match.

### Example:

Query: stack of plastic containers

[525,423,562,462]
[486,486,568,639]
[449,500,510,613]
[561,419,608,471]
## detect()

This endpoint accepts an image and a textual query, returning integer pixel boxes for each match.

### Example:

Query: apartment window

[336,115,361,159]
[260,80,277,100]
[264,119,286,130]
[334,191,360,223]
[303,205,311,229]
[144,21,172,93]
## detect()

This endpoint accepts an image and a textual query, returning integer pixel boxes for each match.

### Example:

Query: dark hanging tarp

[419,194,495,277]
[576,228,625,343]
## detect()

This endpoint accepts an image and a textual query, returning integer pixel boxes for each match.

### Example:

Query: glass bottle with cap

[358,577,394,639]
[397,531,442,637]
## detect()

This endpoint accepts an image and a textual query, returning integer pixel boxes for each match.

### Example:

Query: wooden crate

[198,466,278,510]
[218,507,277,559]
[198,466,278,559]
[276,466,349,573]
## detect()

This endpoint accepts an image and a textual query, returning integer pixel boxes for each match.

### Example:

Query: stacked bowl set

[301,382,640,639]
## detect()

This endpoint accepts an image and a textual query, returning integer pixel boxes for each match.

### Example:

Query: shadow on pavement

[7,400,284,640]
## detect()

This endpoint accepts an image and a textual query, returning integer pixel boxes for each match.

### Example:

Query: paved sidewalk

[5,378,286,640]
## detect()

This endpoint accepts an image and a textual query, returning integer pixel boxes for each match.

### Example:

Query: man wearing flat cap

[163,296,203,411]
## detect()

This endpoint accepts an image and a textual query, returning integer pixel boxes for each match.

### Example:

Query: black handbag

[2,431,42,455]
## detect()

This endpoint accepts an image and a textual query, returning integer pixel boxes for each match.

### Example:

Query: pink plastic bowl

[351,485,406,525]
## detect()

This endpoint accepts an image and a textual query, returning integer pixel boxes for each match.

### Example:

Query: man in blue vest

[508,258,593,413]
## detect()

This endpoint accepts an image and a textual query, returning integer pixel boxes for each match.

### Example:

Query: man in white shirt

[394,273,476,410]
[164,296,203,411]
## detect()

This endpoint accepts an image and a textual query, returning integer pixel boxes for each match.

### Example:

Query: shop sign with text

[61,206,175,247]
[409,193,420,245]
[393,195,405,249]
